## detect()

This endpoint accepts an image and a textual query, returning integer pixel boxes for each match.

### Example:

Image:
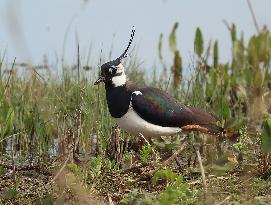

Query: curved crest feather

[118,26,136,61]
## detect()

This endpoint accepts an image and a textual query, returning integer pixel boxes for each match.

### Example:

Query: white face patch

[111,63,127,87]
[112,73,127,87]
[115,63,125,74]
[133,91,143,96]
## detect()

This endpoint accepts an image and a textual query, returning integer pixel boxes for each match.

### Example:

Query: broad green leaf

[152,169,181,185]
[3,106,15,137]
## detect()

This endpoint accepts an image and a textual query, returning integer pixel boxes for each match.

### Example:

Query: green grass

[0,23,271,204]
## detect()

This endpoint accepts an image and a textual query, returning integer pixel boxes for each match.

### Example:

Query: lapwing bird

[94,27,236,140]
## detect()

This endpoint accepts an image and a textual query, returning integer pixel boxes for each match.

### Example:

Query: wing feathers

[184,106,224,135]
[128,83,238,139]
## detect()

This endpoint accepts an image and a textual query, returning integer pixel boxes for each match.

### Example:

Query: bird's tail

[181,123,239,142]
[181,107,239,141]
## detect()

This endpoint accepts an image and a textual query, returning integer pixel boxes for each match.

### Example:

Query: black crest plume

[117,26,136,61]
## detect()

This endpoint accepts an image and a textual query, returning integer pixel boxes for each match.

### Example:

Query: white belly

[114,108,181,137]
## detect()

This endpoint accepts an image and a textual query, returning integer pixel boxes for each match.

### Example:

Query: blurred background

[0,0,270,71]
[1,1,271,204]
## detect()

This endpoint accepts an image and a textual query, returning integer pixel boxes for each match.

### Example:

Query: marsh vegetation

[0,22,271,204]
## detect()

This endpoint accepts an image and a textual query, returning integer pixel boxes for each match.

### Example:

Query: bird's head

[94,27,135,87]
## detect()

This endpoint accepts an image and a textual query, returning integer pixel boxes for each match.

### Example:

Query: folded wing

[131,87,224,135]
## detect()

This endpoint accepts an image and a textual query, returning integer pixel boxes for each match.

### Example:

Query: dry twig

[194,145,207,203]
[162,140,188,167]
[138,133,159,162]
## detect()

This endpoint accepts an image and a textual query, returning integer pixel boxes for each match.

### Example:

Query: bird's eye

[109,67,117,74]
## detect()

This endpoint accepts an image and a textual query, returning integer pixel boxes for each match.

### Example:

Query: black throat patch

[105,85,131,118]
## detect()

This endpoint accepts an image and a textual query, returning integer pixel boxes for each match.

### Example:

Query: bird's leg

[110,125,121,163]
[193,143,207,203]
[111,125,121,162]
[162,135,189,167]
[138,133,151,146]
[138,133,160,163]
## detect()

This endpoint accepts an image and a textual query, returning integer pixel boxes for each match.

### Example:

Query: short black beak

[94,76,105,85]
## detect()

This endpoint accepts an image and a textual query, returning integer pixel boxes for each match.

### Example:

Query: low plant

[139,144,152,165]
